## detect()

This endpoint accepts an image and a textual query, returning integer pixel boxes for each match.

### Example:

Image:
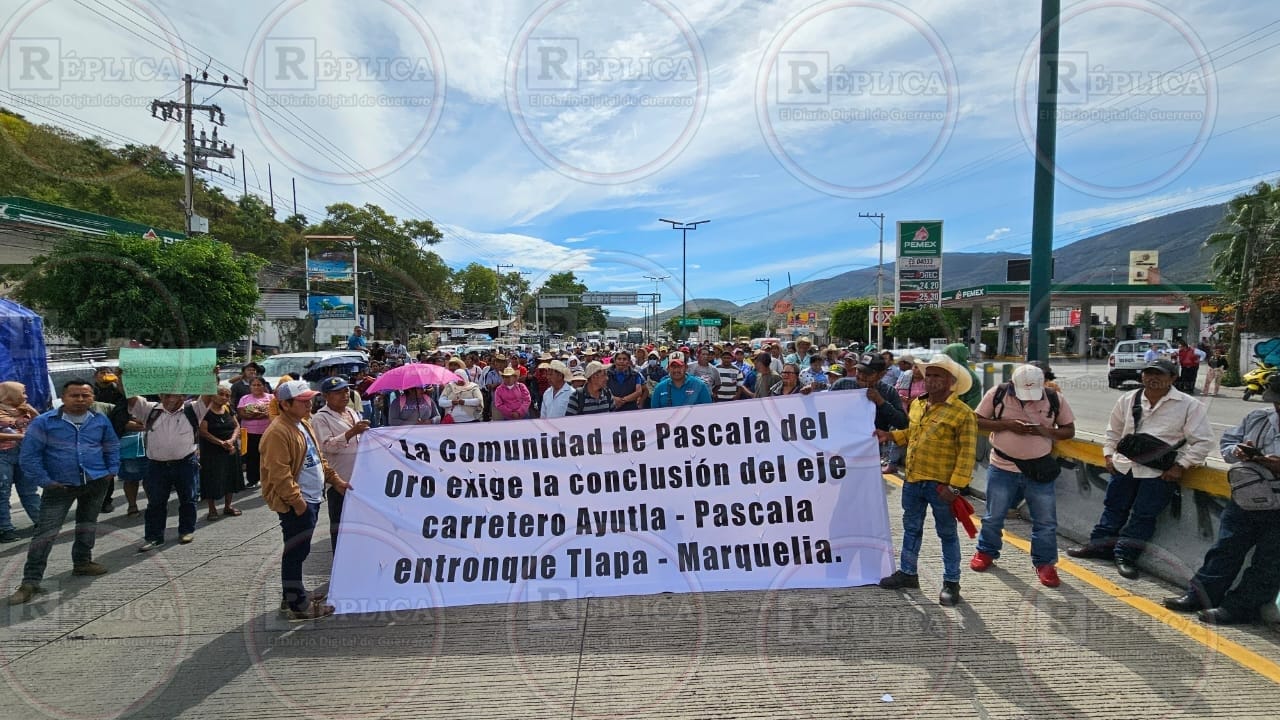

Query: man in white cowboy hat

[874,354,977,607]
[540,360,574,419]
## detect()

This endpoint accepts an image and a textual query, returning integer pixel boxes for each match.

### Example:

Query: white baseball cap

[1011,364,1045,402]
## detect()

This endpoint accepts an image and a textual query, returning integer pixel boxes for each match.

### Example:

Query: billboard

[307,253,354,282]
[1129,251,1159,284]
[896,221,943,312]
[787,310,818,327]
[308,295,355,320]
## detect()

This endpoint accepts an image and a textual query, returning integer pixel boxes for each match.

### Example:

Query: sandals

[222,507,242,517]
[284,599,335,622]
[206,510,221,522]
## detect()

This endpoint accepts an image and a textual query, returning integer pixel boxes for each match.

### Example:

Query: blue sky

[2,0,1277,313]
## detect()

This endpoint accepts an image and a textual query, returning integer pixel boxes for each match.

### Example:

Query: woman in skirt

[200,382,245,520]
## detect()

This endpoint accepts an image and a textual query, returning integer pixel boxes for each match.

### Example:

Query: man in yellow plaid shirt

[875,355,977,606]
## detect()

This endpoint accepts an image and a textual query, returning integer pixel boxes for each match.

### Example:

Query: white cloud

[985,227,1011,242]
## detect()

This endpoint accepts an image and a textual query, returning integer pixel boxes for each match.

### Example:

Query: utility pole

[658,219,710,341]
[151,72,248,236]
[1027,0,1062,362]
[495,263,513,340]
[755,277,771,336]
[859,212,886,349]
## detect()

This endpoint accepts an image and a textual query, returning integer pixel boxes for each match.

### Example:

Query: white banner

[328,392,894,612]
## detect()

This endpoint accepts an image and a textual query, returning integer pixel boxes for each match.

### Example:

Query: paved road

[1,479,1279,719]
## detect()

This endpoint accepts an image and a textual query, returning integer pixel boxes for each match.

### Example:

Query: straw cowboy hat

[916,355,972,397]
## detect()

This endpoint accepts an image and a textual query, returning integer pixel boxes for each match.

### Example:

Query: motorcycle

[1242,360,1278,401]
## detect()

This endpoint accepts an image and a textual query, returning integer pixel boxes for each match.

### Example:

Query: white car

[259,350,367,389]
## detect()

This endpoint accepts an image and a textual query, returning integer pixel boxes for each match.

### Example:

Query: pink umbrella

[364,363,460,394]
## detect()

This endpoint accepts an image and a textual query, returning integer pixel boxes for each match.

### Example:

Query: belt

[151,453,196,465]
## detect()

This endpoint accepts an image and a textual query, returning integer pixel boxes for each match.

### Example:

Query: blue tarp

[0,298,50,410]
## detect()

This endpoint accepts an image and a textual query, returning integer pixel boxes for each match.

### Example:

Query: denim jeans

[143,456,198,543]
[325,485,345,554]
[0,446,41,532]
[899,480,961,583]
[977,465,1059,567]
[279,502,321,611]
[1188,501,1280,618]
[1089,471,1177,561]
[22,475,111,584]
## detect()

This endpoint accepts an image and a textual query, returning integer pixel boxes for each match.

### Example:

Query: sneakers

[179,534,194,545]
[72,561,108,576]
[0,529,19,544]
[7,583,39,605]
[939,581,962,607]
[137,540,164,553]
[970,551,995,572]
[878,570,920,590]
[1036,564,1061,588]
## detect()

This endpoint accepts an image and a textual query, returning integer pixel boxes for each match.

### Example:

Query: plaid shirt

[889,394,977,488]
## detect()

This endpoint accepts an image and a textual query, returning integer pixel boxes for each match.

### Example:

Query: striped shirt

[566,388,614,416]
[714,365,743,401]
[889,395,977,488]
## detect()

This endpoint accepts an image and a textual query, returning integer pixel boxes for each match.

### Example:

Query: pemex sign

[895,221,942,312]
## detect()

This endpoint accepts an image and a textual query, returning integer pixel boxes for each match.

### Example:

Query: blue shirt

[651,376,712,407]
[347,334,367,350]
[19,408,120,488]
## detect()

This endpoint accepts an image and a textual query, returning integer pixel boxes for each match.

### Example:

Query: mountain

[611,203,1229,323]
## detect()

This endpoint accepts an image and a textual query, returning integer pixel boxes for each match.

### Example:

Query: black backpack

[991,382,1059,420]
[145,403,199,442]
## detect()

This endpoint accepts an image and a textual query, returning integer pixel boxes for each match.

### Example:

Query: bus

[625,327,645,344]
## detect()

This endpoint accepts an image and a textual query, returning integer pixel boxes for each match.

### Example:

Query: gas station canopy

[941,282,1220,308]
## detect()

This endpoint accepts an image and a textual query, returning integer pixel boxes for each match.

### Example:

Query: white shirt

[296,422,325,503]
[131,399,208,461]
[1103,387,1213,478]
[541,384,574,418]
[311,405,361,483]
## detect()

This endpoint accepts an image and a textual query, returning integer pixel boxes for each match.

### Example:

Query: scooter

[1242,360,1277,401]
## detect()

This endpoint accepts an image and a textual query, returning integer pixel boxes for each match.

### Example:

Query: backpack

[145,403,200,443]
[991,382,1059,420]
[1228,464,1280,511]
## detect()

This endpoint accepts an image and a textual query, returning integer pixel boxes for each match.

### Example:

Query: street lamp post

[644,274,669,342]
[755,278,771,336]
[859,212,886,350]
[495,263,512,341]
[659,218,710,341]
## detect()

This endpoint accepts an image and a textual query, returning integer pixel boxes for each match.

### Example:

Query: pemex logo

[913,226,930,243]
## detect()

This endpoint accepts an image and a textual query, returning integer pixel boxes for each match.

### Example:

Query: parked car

[259,350,367,389]
[1107,339,1171,388]
[45,360,101,410]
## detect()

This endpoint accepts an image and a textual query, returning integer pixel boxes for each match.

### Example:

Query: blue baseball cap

[319,377,350,394]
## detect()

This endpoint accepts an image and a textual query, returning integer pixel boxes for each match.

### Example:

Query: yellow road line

[881,473,1280,684]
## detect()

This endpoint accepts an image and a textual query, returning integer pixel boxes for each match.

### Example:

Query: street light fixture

[659,218,710,341]
[755,277,771,335]
[859,212,886,350]
[644,274,669,341]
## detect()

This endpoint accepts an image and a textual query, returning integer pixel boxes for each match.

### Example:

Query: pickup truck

[1107,340,1171,388]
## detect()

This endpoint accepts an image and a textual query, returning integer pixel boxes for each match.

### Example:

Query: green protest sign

[119,348,218,397]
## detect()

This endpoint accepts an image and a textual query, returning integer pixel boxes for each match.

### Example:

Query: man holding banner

[875,355,976,607]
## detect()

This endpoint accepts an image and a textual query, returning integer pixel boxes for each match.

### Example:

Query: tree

[1132,309,1157,332]
[16,232,263,346]
[828,298,873,342]
[500,271,532,320]
[745,320,768,338]
[454,263,500,308]
[887,308,952,346]
[538,272,607,332]
[1205,182,1280,382]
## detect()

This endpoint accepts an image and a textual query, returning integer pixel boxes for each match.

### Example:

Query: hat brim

[916,356,972,396]
[287,390,319,401]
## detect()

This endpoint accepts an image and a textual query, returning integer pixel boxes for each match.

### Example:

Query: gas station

[941,282,1222,356]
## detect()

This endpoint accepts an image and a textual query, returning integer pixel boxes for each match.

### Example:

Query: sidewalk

[1,480,1278,719]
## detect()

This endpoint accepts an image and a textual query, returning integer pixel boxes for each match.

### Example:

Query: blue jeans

[22,476,111,584]
[1188,501,1280,619]
[143,456,199,543]
[1089,471,1177,561]
[977,465,1059,567]
[279,502,321,611]
[0,446,41,532]
[900,480,961,583]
